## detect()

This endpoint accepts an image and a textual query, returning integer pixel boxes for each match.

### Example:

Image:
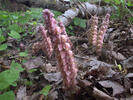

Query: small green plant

[23,79,33,86]
[0,28,7,51]
[0,43,7,51]
[40,85,51,96]
[0,91,15,100]
[0,61,24,100]
[66,25,75,36]
[19,51,28,57]
[66,17,86,36]
[79,0,88,2]
[73,17,86,28]
[104,0,133,22]
[0,61,24,91]
[0,8,43,51]
[51,10,62,18]
[28,68,38,73]
[8,30,21,39]
[117,64,122,71]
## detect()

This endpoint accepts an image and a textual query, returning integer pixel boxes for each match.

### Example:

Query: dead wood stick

[77,79,114,100]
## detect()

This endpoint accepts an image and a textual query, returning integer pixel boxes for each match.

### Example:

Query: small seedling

[40,85,52,96]
[19,52,28,57]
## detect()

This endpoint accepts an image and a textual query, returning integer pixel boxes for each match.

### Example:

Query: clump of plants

[0,61,24,99]
[32,9,78,90]
[0,8,43,51]
[88,13,110,53]
[103,0,133,22]
[0,8,43,99]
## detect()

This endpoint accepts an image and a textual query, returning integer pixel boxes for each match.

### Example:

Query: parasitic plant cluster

[88,14,110,53]
[88,15,98,46]
[39,26,53,57]
[96,14,110,53]
[32,9,78,90]
[32,26,53,58]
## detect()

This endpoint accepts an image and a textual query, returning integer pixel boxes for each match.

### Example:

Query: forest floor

[0,5,133,100]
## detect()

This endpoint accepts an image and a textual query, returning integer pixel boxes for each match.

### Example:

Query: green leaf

[19,52,28,57]
[68,25,73,30]
[52,10,62,18]
[0,69,18,90]
[28,21,37,26]
[80,19,86,28]
[32,21,37,25]
[0,44,7,51]
[104,0,111,3]
[74,18,81,26]
[80,0,89,2]
[68,31,75,36]
[28,68,37,73]
[22,59,27,64]
[0,28,2,35]
[0,91,15,100]
[8,24,23,33]
[18,14,31,24]
[24,80,33,86]
[114,0,121,5]
[8,30,21,39]
[10,60,24,72]
[128,17,133,22]
[30,8,43,19]
[12,15,18,20]
[73,18,86,28]
[66,28,75,36]
[0,61,24,90]
[117,64,122,71]
[11,82,17,87]
[0,35,6,43]
[127,1,133,6]
[40,85,51,96]
[1,14,8,19]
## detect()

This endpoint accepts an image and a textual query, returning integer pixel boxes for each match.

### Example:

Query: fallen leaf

[85,60,115,78]
[99,80,125,96]
[23,57,43,70]
[44,72,61,82]
[120,56,133,69]
[47,91,58,100]
[16,86,27,100]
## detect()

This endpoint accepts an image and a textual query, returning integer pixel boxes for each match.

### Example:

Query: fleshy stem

[32,9,78,90]
[96,13,110,53]
[88,15,98,46]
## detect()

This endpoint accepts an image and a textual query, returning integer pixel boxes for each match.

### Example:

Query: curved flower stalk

[32,26,53,58]
[88,15,98,46]
[54,27,78,90]
[43,9,77,89]
[33,9,78,90]
[43,9,58,44]
[43,9,56,33]
[58,22,72,47]
[39,26,53,57]
[96,13,110,53]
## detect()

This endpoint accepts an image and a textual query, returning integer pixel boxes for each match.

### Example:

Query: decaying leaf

[85,60,116,78]
[120,56,133,69]
[23,57,43,70]
[99,80,125,96]
[44,72,62,82]
[16,86,27,100]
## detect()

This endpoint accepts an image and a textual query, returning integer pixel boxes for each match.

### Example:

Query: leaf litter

[0,7,133,100]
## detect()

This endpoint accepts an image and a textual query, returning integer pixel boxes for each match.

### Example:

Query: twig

[77,79,114,100]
